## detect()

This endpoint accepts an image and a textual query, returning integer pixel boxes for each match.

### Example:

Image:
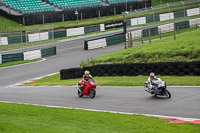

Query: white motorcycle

[144,80,171,98]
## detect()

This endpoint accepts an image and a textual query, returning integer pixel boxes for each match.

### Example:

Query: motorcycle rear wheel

[164,89,171,98]
[89,89,96,98]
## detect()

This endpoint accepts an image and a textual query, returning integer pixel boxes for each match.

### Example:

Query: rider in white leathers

[148,73,162,92]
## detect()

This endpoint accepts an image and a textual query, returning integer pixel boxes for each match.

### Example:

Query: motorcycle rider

[147,73,162,93]
[79,70,93,92]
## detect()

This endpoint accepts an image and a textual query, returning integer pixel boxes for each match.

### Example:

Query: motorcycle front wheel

[78,90,83,97]
[89,89,96,98]
[164,89,171,98]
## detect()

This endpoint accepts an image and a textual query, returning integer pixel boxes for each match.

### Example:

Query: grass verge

[0,102,200,133]
[80,28,200,67]
[0,59,39,68]
[24,74,200,86]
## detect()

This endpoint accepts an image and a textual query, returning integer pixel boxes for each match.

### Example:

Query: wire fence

[126,0,200,23]
[131,0,200,14]
[126,17,200,47]
[0,26,54,53]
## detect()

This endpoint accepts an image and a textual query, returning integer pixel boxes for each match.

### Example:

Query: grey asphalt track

[0,86,200,119]
[0,31,200,119]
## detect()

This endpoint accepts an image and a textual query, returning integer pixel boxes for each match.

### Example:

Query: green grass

[0,59,39,68]
[152,0,183,6]
[24,73,200,86]
[80,28,200,67]
[0,102,199,133]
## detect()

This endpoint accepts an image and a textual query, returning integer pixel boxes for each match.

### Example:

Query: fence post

[159,28,162,39]
[181,1,185,18]
[62,14,64,22]
[114,7,116,15]
[167,3,171,20]
[127,33,130,48]
[130,32,133,47]
[52,26,55,44]
[173,23,176,40]
[81,12,83,20]
[0,33,2,52]
[20,31,23,50]
[25,30,28,48]
[43,15,45,24]
[23,17,25,26]
[135,9,138,26]
[148,28,151,43]
[39,29,41,46]
[98,10,101,18]
[141,30,143,44]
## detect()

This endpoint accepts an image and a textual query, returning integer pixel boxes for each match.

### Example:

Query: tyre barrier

[60,61,200,80]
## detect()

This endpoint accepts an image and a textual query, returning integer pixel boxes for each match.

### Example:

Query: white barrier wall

[100,24,105,31]
[23,50,41,60]
[160,13,174,21]
[88,38,107,50]
[137,17,146,25]
[0,54,2,64]
[189,18,200,27]
[130,18,138,26]
[187,8,200,17]
[67,27,85,37]
[158,23,174,34]
[131,17,146,26]
[131,30,142,39]
[0,37,8,45]
[40,32,49,41]
[28,33,40,42]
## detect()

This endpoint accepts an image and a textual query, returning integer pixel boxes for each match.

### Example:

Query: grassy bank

[0,102,199,133]
[152,0,183,6]
[24,74,200,86]
[81,28,200,67]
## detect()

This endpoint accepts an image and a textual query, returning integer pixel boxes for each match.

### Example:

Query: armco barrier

[84,25,100,34]
[106,34,125,46]
[0,46,56,64]
[173,10,187,19]
[146,14,160,23]
[175,20,190,30]
[60,61,200,80]
[41,46,57,58]
[2,53,24,64]
[142,27,158,37]
[84,33,125,50]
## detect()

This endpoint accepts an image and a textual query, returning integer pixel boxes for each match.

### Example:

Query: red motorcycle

[77,79,97,98]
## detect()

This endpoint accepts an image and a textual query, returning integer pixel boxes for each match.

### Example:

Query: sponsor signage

[105,21,123,29]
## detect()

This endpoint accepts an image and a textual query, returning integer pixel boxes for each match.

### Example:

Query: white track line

[0,100,200,122]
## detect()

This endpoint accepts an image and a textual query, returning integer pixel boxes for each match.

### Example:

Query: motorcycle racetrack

[0,32,200,123]
[1,86,200,120]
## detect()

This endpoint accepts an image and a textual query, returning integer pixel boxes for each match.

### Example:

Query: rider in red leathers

[80,70,92,92]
